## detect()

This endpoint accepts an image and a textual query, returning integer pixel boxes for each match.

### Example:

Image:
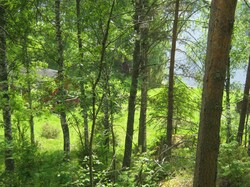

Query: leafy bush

[116,154,171,186]
[218,141,250,187]
[41,123,60,139]
[15,143,40,186]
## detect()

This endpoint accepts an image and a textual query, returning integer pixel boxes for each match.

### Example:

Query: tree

[88,0,115,185]
[225,57,232,143]
[237,56,250,144]
[76,0,89,155]
[0,3,14,172]
[138,0,149,154]
[19,3,36,145]
[55,0,70,160]
[235,1,250,145]
[193,0,237,186]
[23,33,35,145]
[122,0,144,168]
[166,0,180,159]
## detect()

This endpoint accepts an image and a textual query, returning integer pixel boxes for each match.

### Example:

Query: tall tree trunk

[225,58,231,143]
[138,0,149,154]
[76,0,89,155]
[0,4,14,172]
[88,1,115,185]
[122,0,142,168]
[23,33,35,145]
[193,1,237,186]
[55,0,70,160]
[166,0,179,159]
[237,56,250,145]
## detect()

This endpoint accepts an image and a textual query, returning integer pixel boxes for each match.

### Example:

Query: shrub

[41,123,60,139]
[218,141,250,187]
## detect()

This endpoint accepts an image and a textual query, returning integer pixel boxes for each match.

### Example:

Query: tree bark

[0,4,14,172]
[166,0,179,159]
[138,0,149,154]
[122,0,142,168]
[55,0,70,160]
[76,0,89,155]
[237,56,250,145]
[225,57,231,143]
[244,114,249,147]
[193,1,237,186]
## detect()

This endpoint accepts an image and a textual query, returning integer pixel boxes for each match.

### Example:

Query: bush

[41,123,60,139]
[218,141,250,187]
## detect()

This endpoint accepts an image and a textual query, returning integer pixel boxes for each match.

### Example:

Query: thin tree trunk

[103,67,111,152]
[225,58,231,143]
[122,0,142,168]
[0,4,14,172]
[23,33,35,145]
[138,0,149,154]
[110,101,116,182]
[138,75,148,153]
[166,0,179,159]
[89,1,115,186]
[89,88,96,187]
[237,56,250,144]
[28,85,35,145]
[55,0,70,160]
[76,0,89,155]
[244,114,249,147]
[103,90,110,163]
[193,1,237,186]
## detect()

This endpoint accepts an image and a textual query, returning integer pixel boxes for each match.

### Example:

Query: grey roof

[36,68,58,78]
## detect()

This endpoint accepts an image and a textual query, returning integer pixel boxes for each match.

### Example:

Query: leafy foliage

[41,123,60,139]
[218,141,250,187]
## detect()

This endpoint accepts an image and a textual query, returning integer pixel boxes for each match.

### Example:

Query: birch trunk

[0,4,14,172]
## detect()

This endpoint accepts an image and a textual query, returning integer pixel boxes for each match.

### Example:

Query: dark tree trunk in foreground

[225,58,231,143]
[55,0,70,160]
[237,56,250,145]
[138,0,149,154]
[122,0,142,168]
[0,4,14,172]
[193,1,237,186]
[166,0,179,159]
[76,0,89,155]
